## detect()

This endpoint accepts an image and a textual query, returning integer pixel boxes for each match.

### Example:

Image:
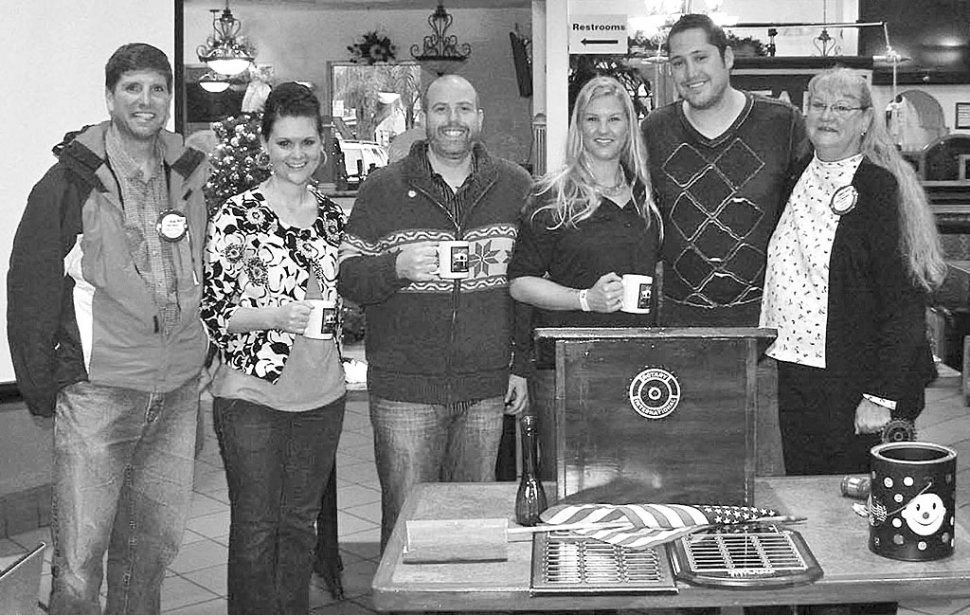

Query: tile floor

[2,377,970,614]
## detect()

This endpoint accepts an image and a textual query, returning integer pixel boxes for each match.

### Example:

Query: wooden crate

[536,328,773,507]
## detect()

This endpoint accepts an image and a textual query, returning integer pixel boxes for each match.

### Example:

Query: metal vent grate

[530,531,678,595]
[669,525,823,589]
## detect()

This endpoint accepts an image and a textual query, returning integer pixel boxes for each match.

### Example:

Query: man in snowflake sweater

[338,75,532,551]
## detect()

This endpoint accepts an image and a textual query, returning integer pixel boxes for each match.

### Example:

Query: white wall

[0,0,173,494]
[184,4,533,163]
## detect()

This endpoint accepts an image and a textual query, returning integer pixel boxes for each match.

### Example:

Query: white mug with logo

[621,274,653,314]
[436,241,470,279]
[304,299,338,339]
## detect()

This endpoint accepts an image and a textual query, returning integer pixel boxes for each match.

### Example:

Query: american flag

[539,503,780,550]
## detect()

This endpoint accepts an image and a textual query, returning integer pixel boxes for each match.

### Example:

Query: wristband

[578,288,591,312]
[863,393,897,410]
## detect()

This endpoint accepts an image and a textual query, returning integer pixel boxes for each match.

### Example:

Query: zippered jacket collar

[53,121,206,192]
[401,140,499,192]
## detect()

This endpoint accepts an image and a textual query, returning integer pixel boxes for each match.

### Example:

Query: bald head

[422,74,479,112]
[423,74,484,163]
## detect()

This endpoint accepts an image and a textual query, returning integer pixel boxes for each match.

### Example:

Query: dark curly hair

[105,43,172,92]
[260,82,322,138]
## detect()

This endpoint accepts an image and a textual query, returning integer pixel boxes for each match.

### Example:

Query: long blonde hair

[807,68,945,291]
[532,76,662,237]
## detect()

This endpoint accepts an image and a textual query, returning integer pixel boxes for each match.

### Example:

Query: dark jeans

[214,396,345,615]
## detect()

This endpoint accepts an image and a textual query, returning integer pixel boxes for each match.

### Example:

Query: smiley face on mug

[901,493,946,536]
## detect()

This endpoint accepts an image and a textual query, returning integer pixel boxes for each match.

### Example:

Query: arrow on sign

[582,38,619,45]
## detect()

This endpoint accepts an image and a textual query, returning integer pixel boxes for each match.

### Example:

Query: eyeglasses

[808,101,867,118]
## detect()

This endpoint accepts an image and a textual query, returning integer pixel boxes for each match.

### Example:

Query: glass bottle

[515,414,547,526]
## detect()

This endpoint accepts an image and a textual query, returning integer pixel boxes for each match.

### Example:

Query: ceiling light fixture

[411,1,471,76]
[197,0,256,77]
[199,70,231,93]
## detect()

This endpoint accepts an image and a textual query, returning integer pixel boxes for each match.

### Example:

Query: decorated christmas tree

[203,112,270,216]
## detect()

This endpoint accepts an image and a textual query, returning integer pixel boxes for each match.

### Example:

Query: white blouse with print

[761,153,864,368]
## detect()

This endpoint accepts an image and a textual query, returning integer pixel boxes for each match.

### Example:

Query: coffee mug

[436,241,470,279]
[621,274,653,314]
[304,299,338,340]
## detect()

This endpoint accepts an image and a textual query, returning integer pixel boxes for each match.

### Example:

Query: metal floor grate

[530,531,678,595]
[669,525,823,588]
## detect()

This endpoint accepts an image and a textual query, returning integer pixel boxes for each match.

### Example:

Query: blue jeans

[213,396,345,615]
[369,395,505,551]
[50,378,199,615]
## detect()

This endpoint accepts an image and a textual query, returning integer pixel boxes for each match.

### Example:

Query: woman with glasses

[761,67,945,480]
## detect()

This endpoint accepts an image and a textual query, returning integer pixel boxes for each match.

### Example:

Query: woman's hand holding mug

[586,272,624,313]
[274,301,313,334]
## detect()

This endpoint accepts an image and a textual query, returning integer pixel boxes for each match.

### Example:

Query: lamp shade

[199,71,231,93]
[206,57,252,77]
[200,80,231,94]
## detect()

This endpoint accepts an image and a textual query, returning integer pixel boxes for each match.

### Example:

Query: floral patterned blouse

[202,185,345,384]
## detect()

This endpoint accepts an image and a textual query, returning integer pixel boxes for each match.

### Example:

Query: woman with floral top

[201,82,345,615]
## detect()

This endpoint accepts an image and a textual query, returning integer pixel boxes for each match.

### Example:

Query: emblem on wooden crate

[628,368,681,419]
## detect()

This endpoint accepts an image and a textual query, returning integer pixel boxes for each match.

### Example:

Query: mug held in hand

[436,241,470,279]
[621,274,652,314]
[304,299,338,339]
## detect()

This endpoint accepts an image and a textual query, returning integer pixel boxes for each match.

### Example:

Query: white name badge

[156,210,188,242]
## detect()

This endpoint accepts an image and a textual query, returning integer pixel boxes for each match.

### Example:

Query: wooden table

[372,477,970,611]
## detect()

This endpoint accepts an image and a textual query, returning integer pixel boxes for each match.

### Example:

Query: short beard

[427,132,477,161]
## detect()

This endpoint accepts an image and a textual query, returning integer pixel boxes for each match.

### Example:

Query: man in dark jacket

[338,75,532,551]
[7,43,208,615]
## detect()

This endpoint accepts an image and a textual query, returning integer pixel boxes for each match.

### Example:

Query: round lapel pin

[830,185,858,215]
[156,210,188,242]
